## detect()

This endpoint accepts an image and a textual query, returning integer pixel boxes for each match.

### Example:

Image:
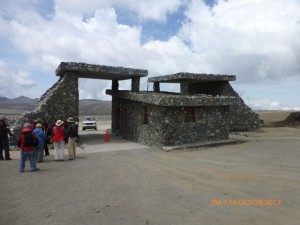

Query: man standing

[67,117,78,160]
[0,116,12,160]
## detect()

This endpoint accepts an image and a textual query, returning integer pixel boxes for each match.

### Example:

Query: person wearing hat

[52,120,65,161]
[18,123,39,172]
[30,119,40,131]
[33,123,46,163]
[67,117,78,160]
[0,116,13,160]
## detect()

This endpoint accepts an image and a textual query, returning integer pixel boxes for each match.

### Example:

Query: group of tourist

[52,117,78,162]
[0,115,79,172]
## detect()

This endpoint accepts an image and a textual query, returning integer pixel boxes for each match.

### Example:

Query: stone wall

[182,81,263,131]
[111,94,231,147]
[219,82,263,131]
[11,72,79,138]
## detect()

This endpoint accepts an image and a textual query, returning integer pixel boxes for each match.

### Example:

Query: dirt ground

[1,115,300,225]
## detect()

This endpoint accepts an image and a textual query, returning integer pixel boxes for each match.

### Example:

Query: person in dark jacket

[0,116,12,160]
[67,117,78,160]
[42,122,51,156]
[18,123,39,172]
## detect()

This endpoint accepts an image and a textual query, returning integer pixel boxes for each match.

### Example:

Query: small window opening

[143,106,149,125]
[184,107,196,123]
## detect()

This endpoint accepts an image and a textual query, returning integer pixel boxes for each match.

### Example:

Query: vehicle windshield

[84,117,96,121]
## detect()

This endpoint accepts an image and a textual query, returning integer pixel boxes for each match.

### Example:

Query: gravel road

[1,127,299,225]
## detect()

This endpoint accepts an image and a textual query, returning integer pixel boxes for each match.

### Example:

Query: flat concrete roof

[148,72,236,83]
[56,62,148,80]
[106,90,238,106]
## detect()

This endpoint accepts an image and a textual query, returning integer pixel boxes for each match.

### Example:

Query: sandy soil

[1,114,300,225]
[257,111,294,126]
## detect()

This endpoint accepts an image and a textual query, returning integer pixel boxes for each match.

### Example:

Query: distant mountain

[0,96,9,101]
[0,96,39,113]
[0,96,111,115]
[79,99,111,115]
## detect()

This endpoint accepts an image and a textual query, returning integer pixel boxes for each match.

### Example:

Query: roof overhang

[148,73,236,83]
[106,90,238,107]
[56,62,148,80]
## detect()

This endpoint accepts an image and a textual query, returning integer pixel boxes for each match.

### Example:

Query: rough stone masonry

[11,62,263,148]
[107,72,263,147]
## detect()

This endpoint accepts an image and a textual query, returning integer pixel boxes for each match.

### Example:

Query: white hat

[55,120,63,126]
[36,123,42,128]
[67,117,74,123]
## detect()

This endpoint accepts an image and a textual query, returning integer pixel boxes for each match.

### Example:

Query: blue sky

[0,0,299,110]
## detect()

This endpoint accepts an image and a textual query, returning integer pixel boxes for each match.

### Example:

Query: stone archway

[11,62,148,138]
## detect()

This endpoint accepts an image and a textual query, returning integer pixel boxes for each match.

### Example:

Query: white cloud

[123,0,184,21]
[79,79,111,100]
[13,70,35,85]
[245,98,300,111]
[5,0,300,79]
[0,61,35,97]
[0,0,299,109]
[54,0,184,21]
[142,36,207,75]
[180,0,300,81]
[6,7,144,71]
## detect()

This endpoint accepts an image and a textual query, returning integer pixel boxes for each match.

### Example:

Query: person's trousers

[68,137,76,159]
[0,138,10,160]
[35,146,44,162]
[19,150,36,172]
[44,141,49,155]
[53,141,65,160]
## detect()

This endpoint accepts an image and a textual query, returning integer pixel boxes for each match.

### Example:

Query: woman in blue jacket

[33,123,46,163]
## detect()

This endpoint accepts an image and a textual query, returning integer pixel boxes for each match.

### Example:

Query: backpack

[23,132,39,147]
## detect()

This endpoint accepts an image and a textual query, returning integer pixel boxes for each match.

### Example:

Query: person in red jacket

[18,123,39,172]
[52,120,65,161]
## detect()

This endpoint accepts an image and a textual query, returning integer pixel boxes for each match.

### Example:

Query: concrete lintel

[105,90,238,106]
[56,62,148,80]
[148,73,236,83]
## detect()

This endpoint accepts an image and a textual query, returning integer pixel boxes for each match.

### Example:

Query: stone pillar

[153,82,160,93]
[180,81,189,95]
[112,80,119,91]
[131,77,140,92]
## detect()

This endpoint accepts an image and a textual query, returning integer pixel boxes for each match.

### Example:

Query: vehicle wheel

[94,127,97,130]
[83,128,85,131]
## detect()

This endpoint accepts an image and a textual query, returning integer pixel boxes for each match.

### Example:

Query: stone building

[11,62,262,148]
[107,73,262,147]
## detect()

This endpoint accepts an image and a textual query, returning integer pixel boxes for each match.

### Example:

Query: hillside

[0,97,111,115]
[79,99,111,115]
[0,96,39,115]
